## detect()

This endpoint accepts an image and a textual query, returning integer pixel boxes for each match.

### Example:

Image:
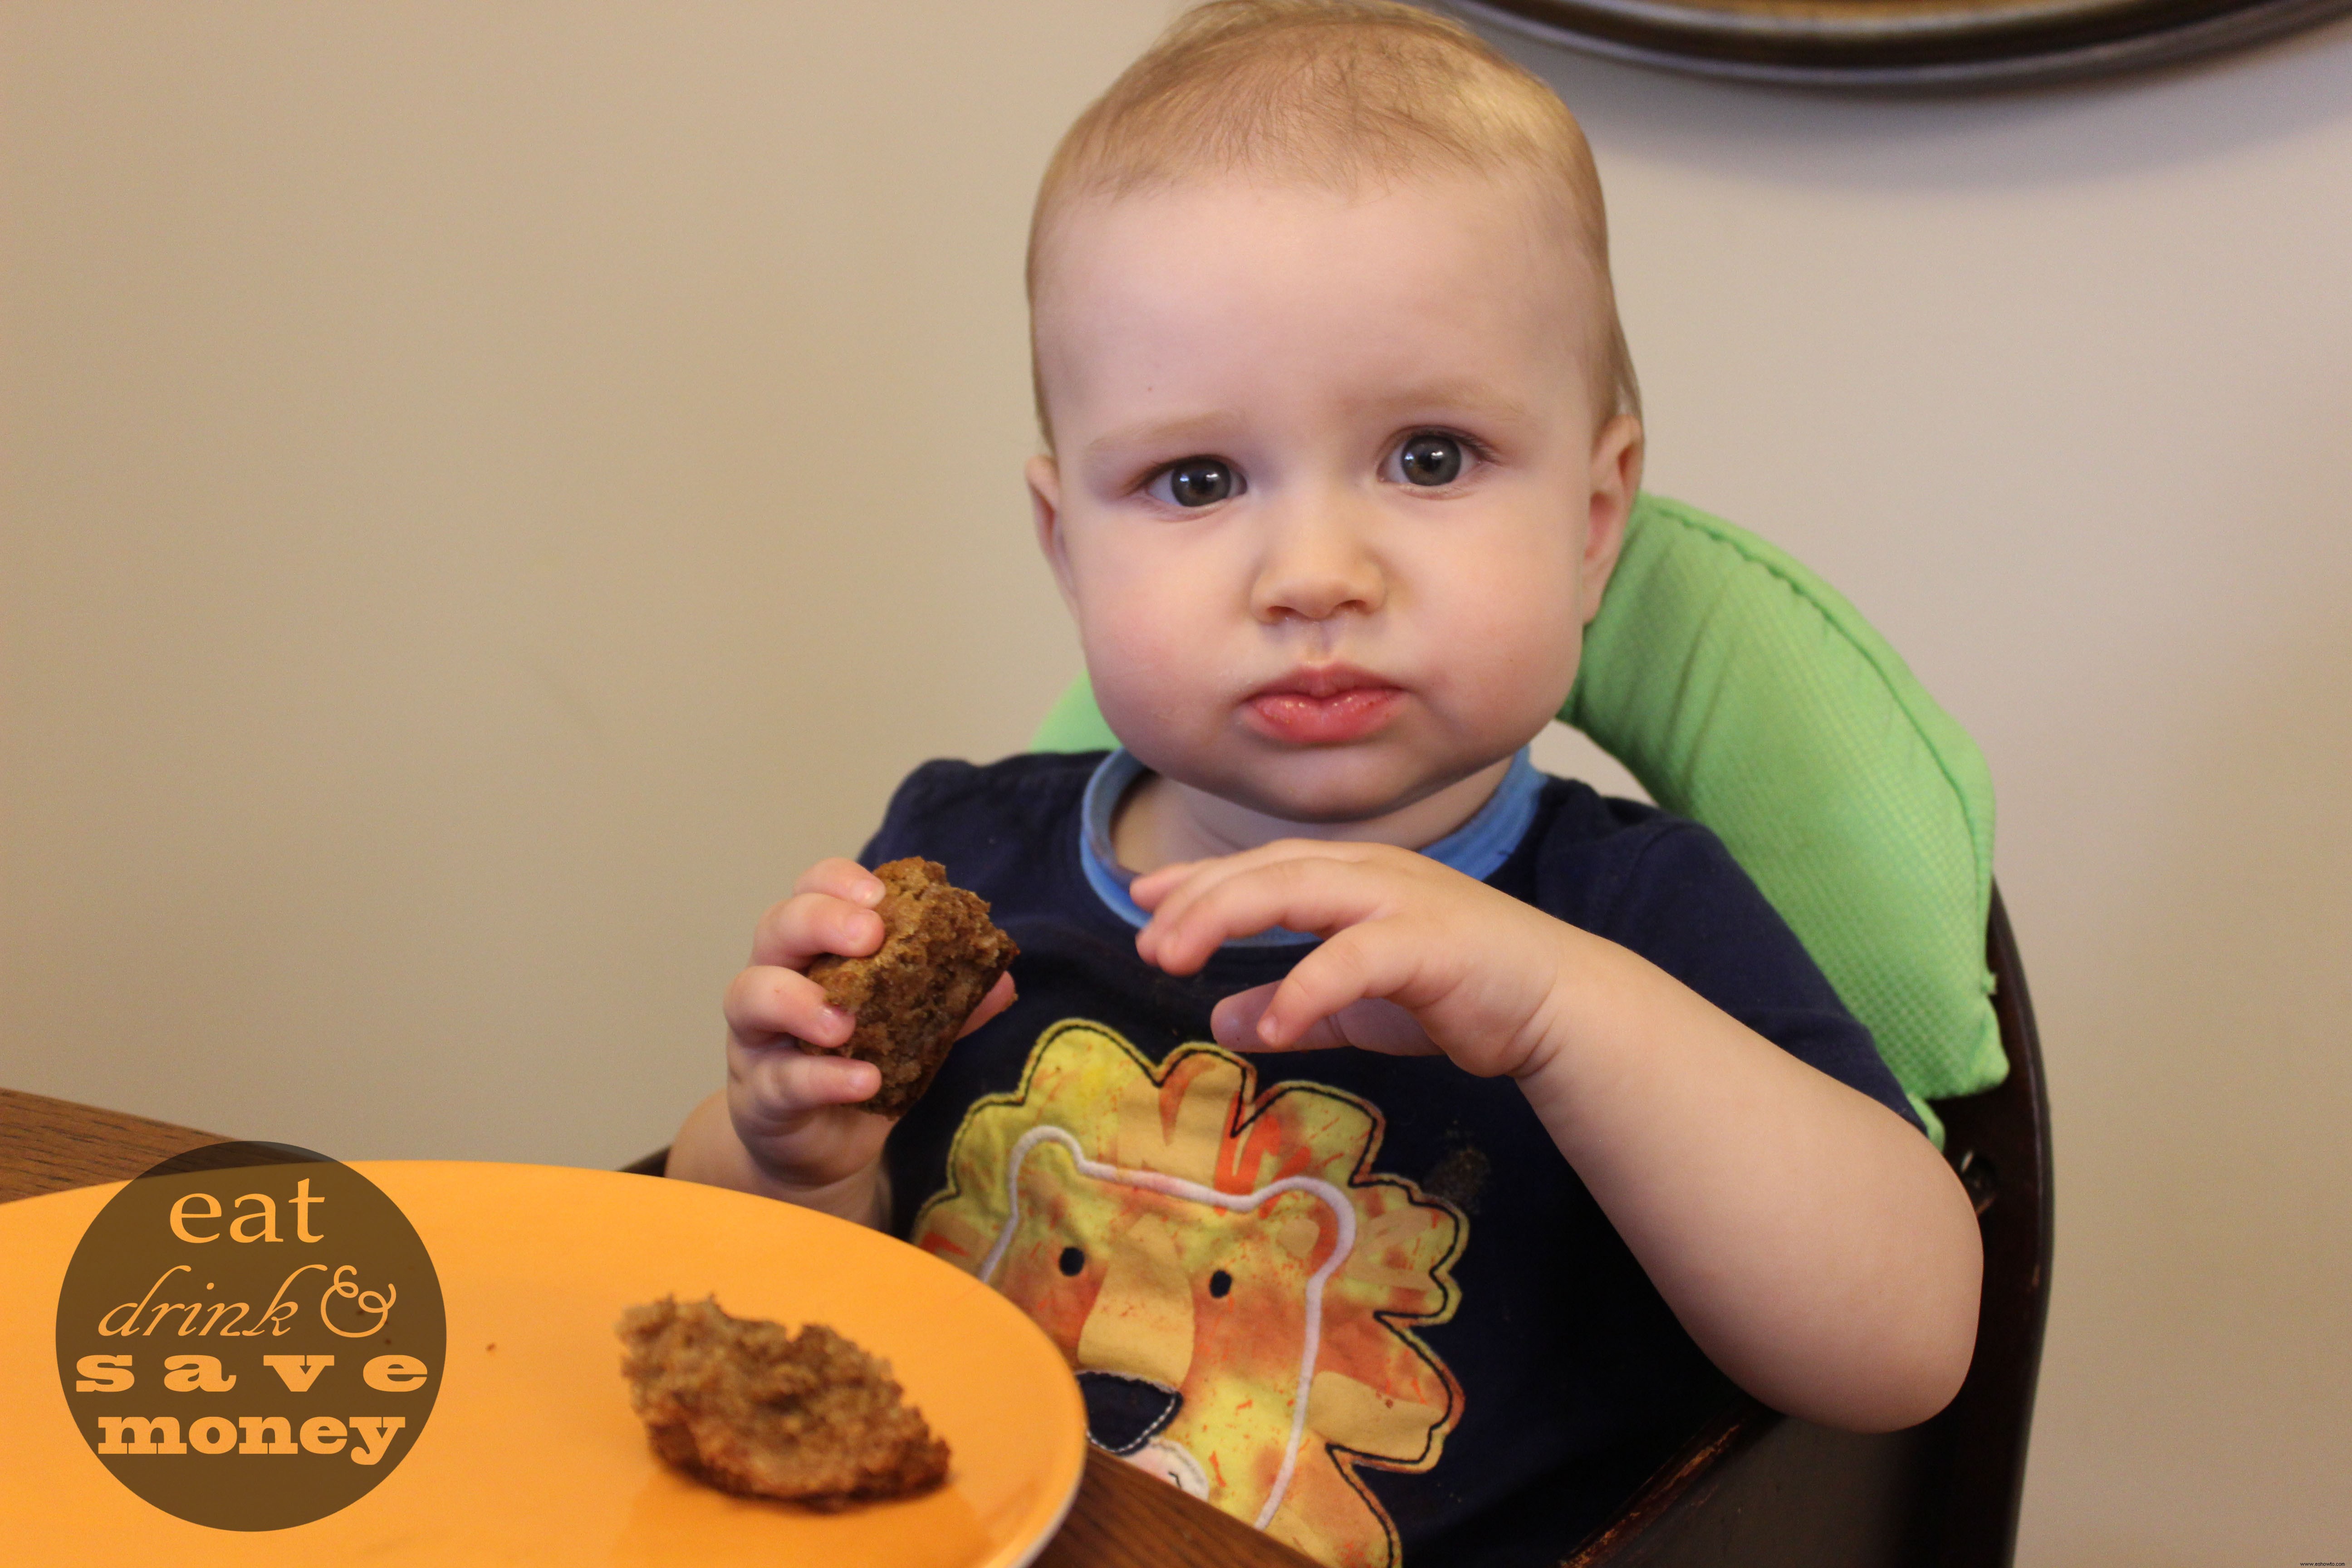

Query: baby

[667,3,1981,1563]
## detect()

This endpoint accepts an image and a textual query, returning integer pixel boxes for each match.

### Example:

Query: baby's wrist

[1511,927,1629,1131]
[736,1132,887,1225]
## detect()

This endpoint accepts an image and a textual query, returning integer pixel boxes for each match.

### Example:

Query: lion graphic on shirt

[912,1019,1466,1568]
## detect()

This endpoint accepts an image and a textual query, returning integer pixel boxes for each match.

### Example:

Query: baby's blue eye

[1398,433,1464,487]
[1153,456,1237,508]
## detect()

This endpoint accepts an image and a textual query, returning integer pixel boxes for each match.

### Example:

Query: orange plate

[0,1162,1088,1565]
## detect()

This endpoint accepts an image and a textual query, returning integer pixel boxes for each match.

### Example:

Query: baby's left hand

[1130,840,1574,1080]
[1139,839,1986,1436]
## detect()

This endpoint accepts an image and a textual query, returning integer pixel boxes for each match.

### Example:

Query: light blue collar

[1078,747,1544,947]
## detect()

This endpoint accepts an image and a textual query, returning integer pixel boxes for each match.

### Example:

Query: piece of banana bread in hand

[804,858,1017,1117]
[618,1295,951,1506]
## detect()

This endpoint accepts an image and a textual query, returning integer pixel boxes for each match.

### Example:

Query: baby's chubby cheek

[1376,586,1576,741]
[1079,619,1233,754]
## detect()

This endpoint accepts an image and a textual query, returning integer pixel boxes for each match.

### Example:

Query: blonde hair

[1027,0,1639,435]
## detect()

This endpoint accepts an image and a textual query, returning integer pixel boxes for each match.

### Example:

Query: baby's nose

[1250,503,1386,624]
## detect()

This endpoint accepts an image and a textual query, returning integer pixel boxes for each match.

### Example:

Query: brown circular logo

[54,1142,445,1530]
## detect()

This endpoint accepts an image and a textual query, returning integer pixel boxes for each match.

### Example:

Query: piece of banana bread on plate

[617,1295,950,1506]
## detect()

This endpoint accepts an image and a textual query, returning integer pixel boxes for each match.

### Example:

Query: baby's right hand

[718,858,1014,1209]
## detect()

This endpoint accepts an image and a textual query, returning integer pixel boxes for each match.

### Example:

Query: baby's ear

[1028,454,1079,611]
[1579,415,1643,624]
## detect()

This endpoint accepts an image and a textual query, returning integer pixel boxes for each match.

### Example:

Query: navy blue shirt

[867,750,1919,1568]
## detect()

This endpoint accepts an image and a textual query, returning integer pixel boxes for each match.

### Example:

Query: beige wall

[5,2,2347,1561]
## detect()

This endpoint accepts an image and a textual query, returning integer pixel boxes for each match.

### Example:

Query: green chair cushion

[1032,492,2003,1144]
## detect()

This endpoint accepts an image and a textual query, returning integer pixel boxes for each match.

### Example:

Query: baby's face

[1029,172,1637,828]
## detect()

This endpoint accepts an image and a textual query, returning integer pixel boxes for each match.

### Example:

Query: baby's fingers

[794,857,886,905]
[749,888,886,970]
[1212,985,1435,1056]
[1247,925,1446,1052]
[725,964,854,1051]
[1143,856,1394,974]
[957,970,1017,1039]
[1133,840,1377,938]
[732,1043,884,1123]
[1127,858,1205,912]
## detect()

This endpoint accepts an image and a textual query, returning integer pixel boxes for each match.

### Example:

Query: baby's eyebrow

[1082,386,1536,466]
[1082,413,1240,464]
[1358,380,1535,427]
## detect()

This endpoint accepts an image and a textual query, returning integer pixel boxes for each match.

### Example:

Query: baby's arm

[1132,842,1983,1434]
[666,857,1014,1227]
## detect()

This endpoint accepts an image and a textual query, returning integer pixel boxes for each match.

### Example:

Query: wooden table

[0,1088,1316,1568]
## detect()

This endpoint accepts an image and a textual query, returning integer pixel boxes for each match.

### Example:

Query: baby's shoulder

[1515,774,1765,936]
[882,750,1101,825]
[1520,771,1711,863]
[862,750,1103,887]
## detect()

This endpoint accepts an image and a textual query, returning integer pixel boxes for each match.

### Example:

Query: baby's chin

[1163,745,1494,837]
